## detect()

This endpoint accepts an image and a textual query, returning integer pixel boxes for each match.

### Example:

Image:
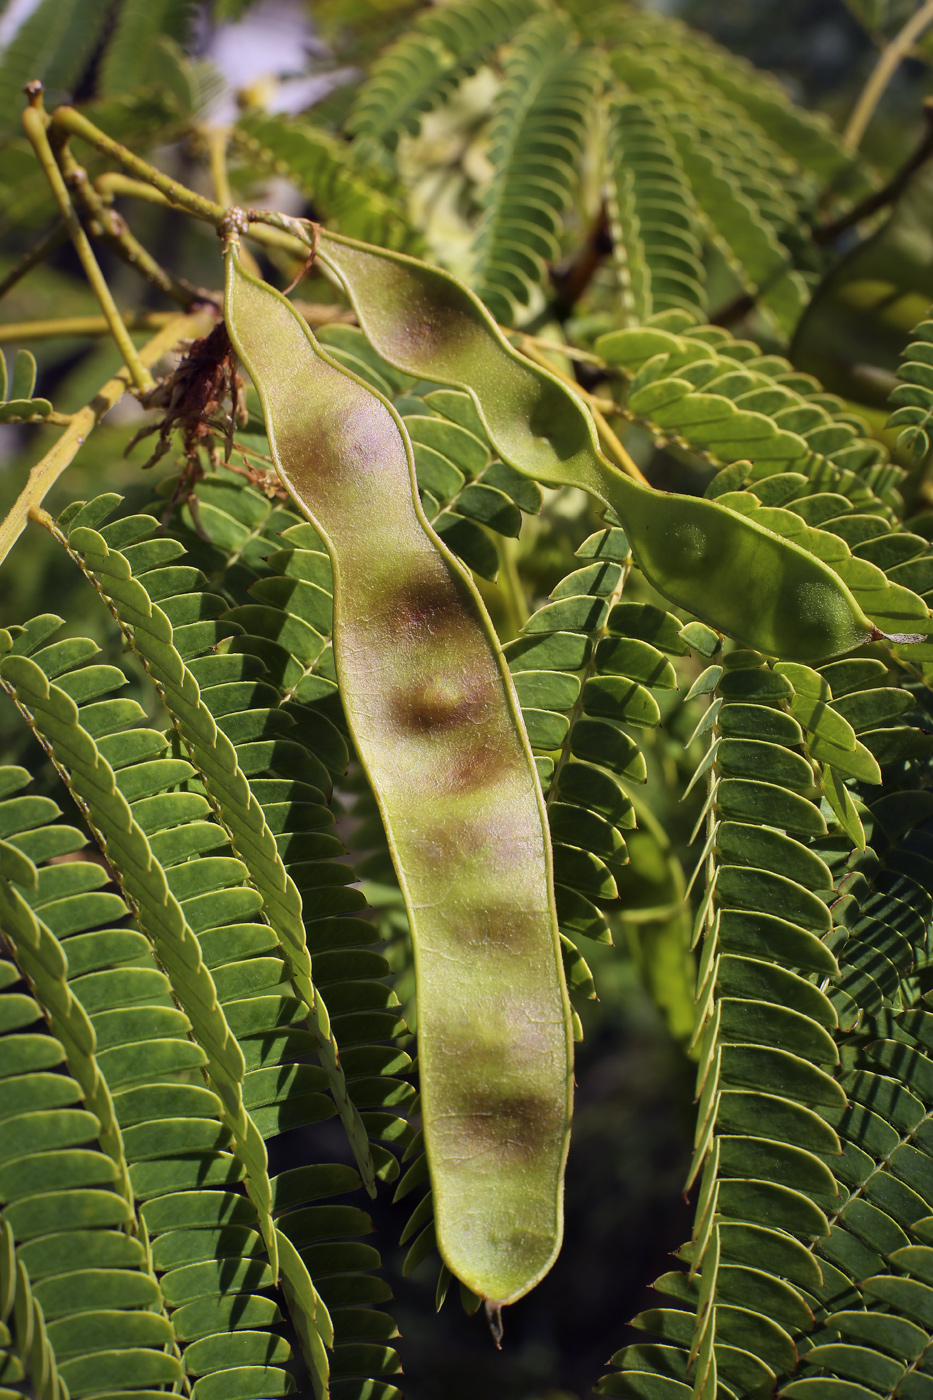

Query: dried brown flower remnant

[126,319,245,473]
[126,317,286,529]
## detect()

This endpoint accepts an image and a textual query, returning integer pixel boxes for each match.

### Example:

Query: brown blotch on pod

[456,904,547,956]
[386,572,473,638]
[390,672,489,733]
[452,1091,566,1165]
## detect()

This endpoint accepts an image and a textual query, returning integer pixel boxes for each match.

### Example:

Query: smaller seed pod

[223,234,574,1310]
[316,230,877,663]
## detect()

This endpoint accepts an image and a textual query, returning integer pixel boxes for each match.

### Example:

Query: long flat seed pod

[223,235,574,1310]
[316,229,879,662]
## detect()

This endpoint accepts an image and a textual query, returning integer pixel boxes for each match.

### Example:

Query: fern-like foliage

[887,308,933,466]
[505,526,697,1039]
[0,481,420,1397]
[232,113,418,253]
[97,0,196,98]
[605,96,707,326]
[593,5,863,192]
[587,290,933,1394]
[468,15,602,324]
[598,69,804,331]
[547,4,870,338]
[0,0,113,139]
[345,0,545,159]
[599,636,933,1396]
[8,0,933,1390]
[597,314,897,490]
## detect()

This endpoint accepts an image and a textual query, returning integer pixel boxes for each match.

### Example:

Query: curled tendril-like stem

[283,222,321,296]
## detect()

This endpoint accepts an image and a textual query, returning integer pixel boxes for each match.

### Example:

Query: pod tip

[485,1300,504,1349]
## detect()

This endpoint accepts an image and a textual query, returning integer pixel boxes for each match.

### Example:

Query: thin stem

[21,89,154,394]
[815,99,933,244]
[0,311,177,343]
[95,171,175,207]
[58,144,205,308]
[0,219,68,301]
[56,109,310,259]
[206,128,234,209]
[516,332,604,366]
[54,103,227,225]
[0,310,214,569]
[844,0,933,152]
[94,171,310,262]
[205,128,263,278]
[497,537,529,641]
[591,403,649,486]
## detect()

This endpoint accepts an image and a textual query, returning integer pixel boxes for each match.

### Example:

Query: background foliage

[3,0,933,1397]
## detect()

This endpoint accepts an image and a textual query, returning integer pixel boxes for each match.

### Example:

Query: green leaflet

[604,61,808,337]
[60,489,413,1390]
[581,3,857,189]
[96,0,193,98]
[602,649,933,1397]
[600,320,895,496]
[0,349,52,424]
[0,635,285,1272]
[0,0,113,141]
[609,648,843,1390]
[597,319,933,650]
[0,771,181,1397]
[128,470,417,1195]
[583,5,864,339]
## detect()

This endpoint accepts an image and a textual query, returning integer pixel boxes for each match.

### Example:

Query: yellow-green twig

[590,403,649,486]
[59,144,203,309]
[95,171,175,207]
[208,129,263,279]
[22,88,154,394]
[94,169,311,266]
[520,340,648,485]
[0,310,214,569]
[206,127,234,210]
[517,331,604,366]
[55,104,227,226]
[844,0,933,151]
[0,312,177,343]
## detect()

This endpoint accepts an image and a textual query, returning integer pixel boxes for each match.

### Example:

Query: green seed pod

[223,237,573,1309]
[317,231,876,663]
